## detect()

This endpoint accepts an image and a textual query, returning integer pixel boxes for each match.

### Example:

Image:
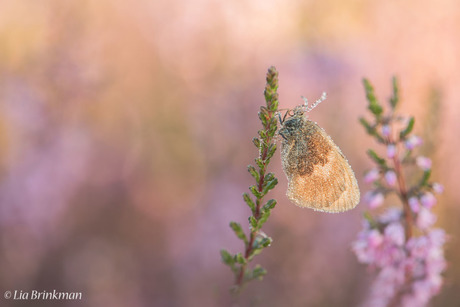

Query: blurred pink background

[0,1,459,306]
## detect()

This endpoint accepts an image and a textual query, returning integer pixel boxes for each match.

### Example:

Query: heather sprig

[221,66,279,294]
[353,78,446,307]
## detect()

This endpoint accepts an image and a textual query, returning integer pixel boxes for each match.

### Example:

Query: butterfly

[278,93,360,213]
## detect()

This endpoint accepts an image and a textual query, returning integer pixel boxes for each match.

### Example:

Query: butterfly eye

[284,118,300,131]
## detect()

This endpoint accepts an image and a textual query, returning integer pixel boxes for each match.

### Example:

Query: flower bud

[384,170,397,186]
[387,144,396,159]
[382,125,391,137]
[405,135,423,150]
[420,192,436,208]
[432,183,444,194]
[364,191,384,209]
[416,156,432,171]
[408,197,420,213]
[364,169,380,183]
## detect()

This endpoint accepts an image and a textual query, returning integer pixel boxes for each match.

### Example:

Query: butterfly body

[279,112,360,213]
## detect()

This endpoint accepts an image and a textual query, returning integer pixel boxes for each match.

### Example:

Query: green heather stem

[363,77,414,240]
[236,124,273,287]
[222,66,279,294]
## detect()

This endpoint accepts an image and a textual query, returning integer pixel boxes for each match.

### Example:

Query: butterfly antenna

[302,92,327,113]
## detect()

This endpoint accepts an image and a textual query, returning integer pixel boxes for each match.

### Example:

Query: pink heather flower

[420,192,437,208]
[366,266,406,307]
[351,238,369,263]
[381,125,391,137]
[378,207,403,224]
[354,220,447,306]
[384,222,405,246]
[364,168,380,183]
[353,109,446,307]
[407,236,430,259]
[364,191,384,209]
[417,208,437,229]
[425,274,443,293]
[416,156,432,171]
[405,135,423,150]
[384,170,397,186]
[368,229,384,248]
[408,197,420,213]
[432,183,444,194]
[412,278,439,303]
[403,253,420,276]
[352,229,382,264]
[387,144,396,159]
[401,294,425,307]
[425,233,447,274]
[426,252,447,276]
[402,275,442,306]
[403,281,430,306]
[428,228,446,247]
[402,230,446,306]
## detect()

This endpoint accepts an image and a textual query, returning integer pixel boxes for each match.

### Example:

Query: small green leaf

[269,96,279,112]
[243,193,256,212]
[359,117,373,132]
[263,199,277,210]
[255,158,264,170]
[263,154,274,166]
[252,137,261,149]
[259,106,269,120]
[249,216,258,229]
[258,129,267,140]
[248,253,260,263]
[249,241,263,255]
[367,149,387,167]
[247,165,259,182]
[266,143,277,159]
[369,102,383,118]
[258,111,268,126]
[269,116,278,128]
[259,141,268,156]
[400,117,415,139]
[235,253,246,264]
[260,105,269,114]
[249,185,262,199]
[249,248,263,260]
[220,249,234,265]
[359,117,384,143]
[230,222,247,243]
[252,265,267,280]
[363,79,383,117]
[262,178,278,195]
[260,237,272,248]
[390,76,399,109]
[267,121,277,136]
[420,169,431,187]
[264,172,275,183]
[248,237,272,260]
[264,88,275,103]
[257,209,271,228]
